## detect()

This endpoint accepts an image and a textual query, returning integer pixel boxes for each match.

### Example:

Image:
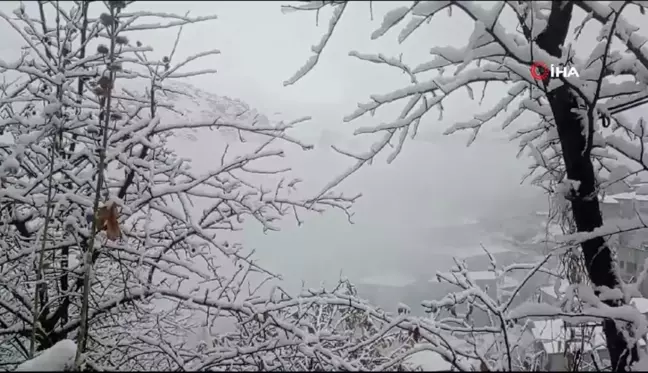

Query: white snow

[14,339,77,371]
[398,16,428,43]
[530,223,563,243]
[601,192,648,203]
[540,279,569,300]
[284,2,346,86]
[601,194,622,204]
[0,156,19,175]
[558,217,648,244]
[461,218,480,225]
[531,319,607,354]
[631,297,648,314]
[360,273,417,288]
[405,350,452,371]
[540,280,648,315]
[465,271,499,280]
[430,271,518,290]
[453,244,513,259]
[466,271,519,287]
[371,6,409,40]
[412,1,450,17]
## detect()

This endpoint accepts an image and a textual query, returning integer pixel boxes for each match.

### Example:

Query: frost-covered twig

[0,1,360,370]
[74,2,123,368]
[285,3,648,367]
[15,339,77,372]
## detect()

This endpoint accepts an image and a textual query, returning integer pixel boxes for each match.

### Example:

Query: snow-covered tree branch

[0,1,360,370]
[3,0,648,371]
[285,0,648,370]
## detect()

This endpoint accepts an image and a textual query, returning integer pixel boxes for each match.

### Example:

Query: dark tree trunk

[536,2,638,371]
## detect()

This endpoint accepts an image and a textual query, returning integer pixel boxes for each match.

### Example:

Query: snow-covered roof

[532,317,648,355]
[541,281,648,313]
[430,271,518,288]
[601,195,620,204]
[532,290,648,354]
[467,271,519,287]
[15,339,77,371]
[405,350,452,371]
[531,319,607,354]
[631,297,648,314]
[532,319,564,342]
[601,192,648,204]
[360,273,416,288]
[539,279,570,300]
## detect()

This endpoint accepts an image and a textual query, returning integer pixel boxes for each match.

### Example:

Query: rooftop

[539,279,569,300]
[531,319,607,354]
[430,271,519,289]
[632,297,648,313]
[601,192,648,204]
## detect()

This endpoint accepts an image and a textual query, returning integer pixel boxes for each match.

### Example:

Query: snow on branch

[282,2,648,370]
[283,2,347,86]
[557,216,648,246]
[0,2,358,370]
[14,339,77,372]
[284,1,648,230]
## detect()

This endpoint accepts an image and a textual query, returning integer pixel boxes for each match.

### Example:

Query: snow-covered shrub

[3,0,648,371]
[13,340,76,372]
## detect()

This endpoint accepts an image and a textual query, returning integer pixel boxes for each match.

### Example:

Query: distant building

[528,318,609,371]
[600,191,648,295]
[426,270,523,327]
[537,278,648,370]
[540,279,648,316]
[460,270,519,299]
[356,248,549,319]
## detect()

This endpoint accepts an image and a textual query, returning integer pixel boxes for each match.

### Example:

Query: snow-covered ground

[357,246,551,317]
[405,350,452,371]
[112,69,552,297]
[14,340,77,372]
[360,273,417,288]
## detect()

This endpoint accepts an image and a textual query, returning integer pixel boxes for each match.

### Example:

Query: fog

[193,1,645,296]
[245,138,548,291]
[0,1,551,292]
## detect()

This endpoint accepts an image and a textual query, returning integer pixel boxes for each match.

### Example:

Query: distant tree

[285,1,648,370]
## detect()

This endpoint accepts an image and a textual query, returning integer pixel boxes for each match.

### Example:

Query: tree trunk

[536,2,638,370]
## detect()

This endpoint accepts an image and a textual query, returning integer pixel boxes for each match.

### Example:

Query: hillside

[148,81,274,145]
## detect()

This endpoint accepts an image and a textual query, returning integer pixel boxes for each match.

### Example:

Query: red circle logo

[530,61,550,81]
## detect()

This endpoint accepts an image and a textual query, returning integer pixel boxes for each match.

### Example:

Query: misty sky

[120,0,549,288]
[3,1,645,290]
